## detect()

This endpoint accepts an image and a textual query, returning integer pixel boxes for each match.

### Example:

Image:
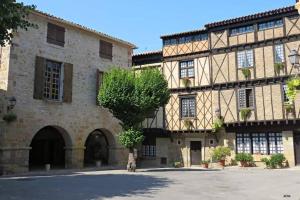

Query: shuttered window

[100,40,113,60]
[238,88,254,109]
[142,136,156,157]
[34,56,73,103]
[181,97,196,118]
[47,23,65,47]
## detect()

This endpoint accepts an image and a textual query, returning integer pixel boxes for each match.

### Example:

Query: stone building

[0,10,135,174]
[133,6,300,167]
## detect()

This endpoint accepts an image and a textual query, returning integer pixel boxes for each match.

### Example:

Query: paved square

[0,168,300,200]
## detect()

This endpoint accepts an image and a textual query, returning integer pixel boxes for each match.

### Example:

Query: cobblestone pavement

[0,167,300,200]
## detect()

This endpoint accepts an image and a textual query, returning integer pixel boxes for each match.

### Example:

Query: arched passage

[29,126,70,170]
[84,130,110,167]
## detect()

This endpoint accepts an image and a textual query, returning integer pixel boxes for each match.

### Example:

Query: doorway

[294,132,300,165]
[190,141,202,166]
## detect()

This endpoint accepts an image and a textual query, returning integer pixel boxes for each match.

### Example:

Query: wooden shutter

[63,63,73,103]
[100,40,112,60]
[33,56,46,99]
[96,69,104,105]
[238,89,246,108]
[47,23,65,47]
[247,89,254,108]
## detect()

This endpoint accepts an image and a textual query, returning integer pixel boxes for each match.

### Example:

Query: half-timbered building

[133,6,300,167]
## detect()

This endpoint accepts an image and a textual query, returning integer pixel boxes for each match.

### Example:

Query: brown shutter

[63,63,73,103]
[99,40,112,60]
[56,26,65,46]
[47,23,65,47]
[33,56,46,99]
[96,69,104,105]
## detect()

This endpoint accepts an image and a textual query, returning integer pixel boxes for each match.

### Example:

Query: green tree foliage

[98,68,170,129]
[0,0,36,46]
[118,128,144,149]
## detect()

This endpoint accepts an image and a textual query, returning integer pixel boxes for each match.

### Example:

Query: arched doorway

[84,130,109,167]
[29,126,66,170]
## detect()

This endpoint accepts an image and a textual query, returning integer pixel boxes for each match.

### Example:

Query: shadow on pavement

[0,173,172,200]
[143,168,220,172]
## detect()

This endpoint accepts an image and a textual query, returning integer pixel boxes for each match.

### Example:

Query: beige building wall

[0,12,133,174]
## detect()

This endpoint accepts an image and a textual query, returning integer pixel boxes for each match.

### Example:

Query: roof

[133,50,162,57]
[31,10,136,48]
[160,5,297,40]
[205,6,296,28]
[161,28,207,39]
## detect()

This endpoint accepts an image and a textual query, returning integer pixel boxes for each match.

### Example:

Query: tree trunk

[127,148,136,172]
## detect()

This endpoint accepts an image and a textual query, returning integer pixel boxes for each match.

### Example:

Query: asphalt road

[0,167,300,200]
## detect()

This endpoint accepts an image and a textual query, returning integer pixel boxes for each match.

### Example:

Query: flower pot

[219,160,225,167]
[240,161,248,167]
[202,163,209,168]
[45,164,51,171]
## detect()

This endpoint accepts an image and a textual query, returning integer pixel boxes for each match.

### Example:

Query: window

[238,88,254,109]
[237,50,254,68]
[163,38,177,46]
[274,44,285,63]
[47,23,65,47]
[180,60,194,78]
[236,133,284,155]
[142,137,156,157]
[179,36,192,44]
[258,19,283,31]
[100,40,113,60]
[181,97,196,118]
[230,25,254,36]
[269,133,284,154]
[252,133,267,154]
[237,133,251,153]
[43,60,63,101]
[194,33,208,41]
[282,84,290,102]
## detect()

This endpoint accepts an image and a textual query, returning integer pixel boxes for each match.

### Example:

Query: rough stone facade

[0,11,134,174]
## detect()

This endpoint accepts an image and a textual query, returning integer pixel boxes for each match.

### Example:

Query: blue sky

[19,0,294,53]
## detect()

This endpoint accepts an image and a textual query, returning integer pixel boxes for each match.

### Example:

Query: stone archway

[84,129,117,167]
[29,126,71,170]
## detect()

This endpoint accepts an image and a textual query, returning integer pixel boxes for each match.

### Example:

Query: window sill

[180,77,195,79]
[180,117,197,120]
[42,99,63,105]
[238,66,254,70]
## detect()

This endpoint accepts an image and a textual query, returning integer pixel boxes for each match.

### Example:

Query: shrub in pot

[212,146,231,167]
[261,154,286,169]
[235,153,254,167]
[201,160,209,168]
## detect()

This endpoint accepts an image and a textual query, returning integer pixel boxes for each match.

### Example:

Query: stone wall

[0,12,133,174]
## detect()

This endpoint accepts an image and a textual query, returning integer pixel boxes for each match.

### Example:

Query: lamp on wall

[7,96,16,111]
[296,0,300,14]
[289,49,300,69]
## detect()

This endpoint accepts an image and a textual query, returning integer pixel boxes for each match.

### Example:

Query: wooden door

[190,141,202,166]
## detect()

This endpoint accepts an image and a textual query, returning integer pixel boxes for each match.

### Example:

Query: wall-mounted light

[7,96,16,111]
[288,49,300,69]
[296,0,300,14]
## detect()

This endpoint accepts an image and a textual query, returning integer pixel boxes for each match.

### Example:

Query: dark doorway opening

[29,126,66,170]
[294,131,300,165]
[190,141,202,166]
[84,130,109,167]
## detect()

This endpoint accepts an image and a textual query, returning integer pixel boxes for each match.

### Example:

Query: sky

[18,0,295,53]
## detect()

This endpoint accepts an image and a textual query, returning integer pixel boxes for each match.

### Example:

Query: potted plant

[235,153,254,167]
[241,68,251,79]
[174,161,182,168]
[2,112,17,123]
[212,146,231,167]
[274,62,285,75]
[286,76,300,102]
[283,101,294,113]
[181,77,191,88]
[240,108,251,121]
[212,117,224,133]
[261,154,286,169]
[183,119,193,130]
[201,160,209,168]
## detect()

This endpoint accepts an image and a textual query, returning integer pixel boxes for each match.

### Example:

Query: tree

[0,0,36,46]
[98,68,170,171]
